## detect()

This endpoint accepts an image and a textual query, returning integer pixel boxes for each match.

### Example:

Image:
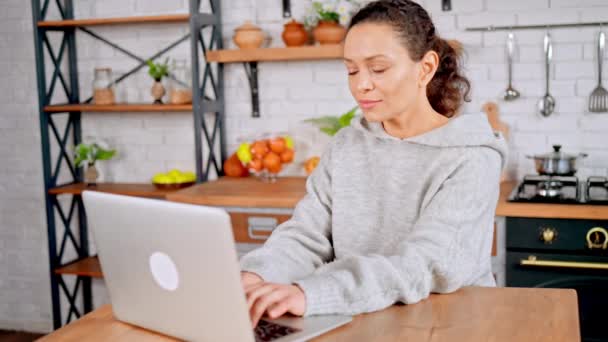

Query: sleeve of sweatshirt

[293,148,502,316]
[238,142,336,284]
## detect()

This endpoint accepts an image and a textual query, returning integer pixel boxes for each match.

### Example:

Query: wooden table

[38,286,580,342]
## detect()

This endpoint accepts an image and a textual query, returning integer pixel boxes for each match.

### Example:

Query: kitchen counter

[167,176,306,209]
[169,177,608,220]
[497,182,608,220]
[37,286,580,342]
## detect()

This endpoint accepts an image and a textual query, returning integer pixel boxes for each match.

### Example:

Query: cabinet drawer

[229,212,291,244]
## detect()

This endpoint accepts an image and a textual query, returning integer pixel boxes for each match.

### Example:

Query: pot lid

[235,21,262,32]
[533,145,584,160]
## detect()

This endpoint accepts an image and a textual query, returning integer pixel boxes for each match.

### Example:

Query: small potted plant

[147,58,170,104]
[304,1,361,45]
[74,143,117,186]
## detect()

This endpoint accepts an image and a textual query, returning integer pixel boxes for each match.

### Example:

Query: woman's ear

[418,50,439,88]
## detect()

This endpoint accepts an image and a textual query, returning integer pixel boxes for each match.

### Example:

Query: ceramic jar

[233,21,265,49]
[281,19,308,47]
[312,20,346,45]
[92,68,115,105]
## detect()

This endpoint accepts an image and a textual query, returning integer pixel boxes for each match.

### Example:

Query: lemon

[284,136,294,149]
[152,174,172,184]
[236,143,252,164]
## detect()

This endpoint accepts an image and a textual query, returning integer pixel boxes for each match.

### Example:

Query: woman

[240,0,507,327]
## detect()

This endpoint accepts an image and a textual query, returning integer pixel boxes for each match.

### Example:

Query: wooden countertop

[38,286,580,342]
[168,177,608,220]
[167,177,307,209]
[497,182,608,220]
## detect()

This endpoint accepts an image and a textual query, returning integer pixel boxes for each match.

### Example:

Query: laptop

[82,191,352,342]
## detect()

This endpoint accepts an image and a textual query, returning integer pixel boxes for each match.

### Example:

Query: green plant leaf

[96,149,116,161]
[74,143,91,168]
[338,106,358,127]
[320,127,338,136]
[303,116,340,127]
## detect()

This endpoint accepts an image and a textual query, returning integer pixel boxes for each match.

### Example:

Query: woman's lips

[358,100,382,109]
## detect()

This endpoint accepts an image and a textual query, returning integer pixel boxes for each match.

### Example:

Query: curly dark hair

[348,0,471,118]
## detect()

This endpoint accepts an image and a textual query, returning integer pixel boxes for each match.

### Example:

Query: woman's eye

[371,68,386,74]
[348,70,358,76]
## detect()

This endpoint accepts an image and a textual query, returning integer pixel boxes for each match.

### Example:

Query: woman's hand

[241,271,264,288]
[245,282,307,328]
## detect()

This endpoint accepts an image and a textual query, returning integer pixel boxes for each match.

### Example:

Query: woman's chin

[362,110,385,123]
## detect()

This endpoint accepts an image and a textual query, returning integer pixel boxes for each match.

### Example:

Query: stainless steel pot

[526,145,588,176]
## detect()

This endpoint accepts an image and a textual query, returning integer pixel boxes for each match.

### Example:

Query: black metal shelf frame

[30,0,226,329]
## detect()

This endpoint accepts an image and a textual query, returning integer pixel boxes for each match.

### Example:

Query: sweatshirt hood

[351,113,508,167]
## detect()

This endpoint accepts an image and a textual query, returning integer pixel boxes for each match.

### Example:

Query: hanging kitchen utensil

[589,27,607,113]
[538,32,556,117]
[526,145,588,176]
[482,101,510,182]
[504,32,520,101]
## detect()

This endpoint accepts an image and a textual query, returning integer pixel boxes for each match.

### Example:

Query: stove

[509,175,608,204]
[506,175,608,341]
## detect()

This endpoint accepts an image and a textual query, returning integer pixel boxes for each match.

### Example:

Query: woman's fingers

[246,283,276,310]
[266,300,289,319]
[250,288,290,328]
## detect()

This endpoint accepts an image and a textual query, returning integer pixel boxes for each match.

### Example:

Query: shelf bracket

[243,62,260,118]
[283,0,291,18]
[442,0,452,11]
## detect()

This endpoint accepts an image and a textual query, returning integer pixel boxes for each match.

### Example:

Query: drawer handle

[247,217,277,240]
[520,255,608,270]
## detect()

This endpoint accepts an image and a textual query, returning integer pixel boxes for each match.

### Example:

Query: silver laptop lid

[82,190,255,342]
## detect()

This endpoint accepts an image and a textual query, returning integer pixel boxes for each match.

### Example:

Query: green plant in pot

[304,1,362,45]
[74,143,117,186]
[147,58,170,104]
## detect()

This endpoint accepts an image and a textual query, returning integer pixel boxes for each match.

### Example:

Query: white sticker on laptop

[149,252,179,291]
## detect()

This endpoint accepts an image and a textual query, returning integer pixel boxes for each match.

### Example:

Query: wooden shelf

[55,256,103,278]
[38,14,189,28]
[205,44,344,63]
[49,183,191,198]
[44,104,192,113]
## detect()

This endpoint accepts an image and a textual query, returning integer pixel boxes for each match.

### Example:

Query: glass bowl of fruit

[236,133,295,183]
[151,169,196,189]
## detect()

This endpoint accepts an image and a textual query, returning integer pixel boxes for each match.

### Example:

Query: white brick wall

[1,0,608,333]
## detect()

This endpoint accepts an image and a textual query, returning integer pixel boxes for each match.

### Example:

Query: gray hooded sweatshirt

[239,113,508,316]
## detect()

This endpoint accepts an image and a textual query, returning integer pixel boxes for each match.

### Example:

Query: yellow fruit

[284,136,294,149]
[183,171,196,182]
[152,174,172,184]
[168,169,182,178]
[236,143,252,165]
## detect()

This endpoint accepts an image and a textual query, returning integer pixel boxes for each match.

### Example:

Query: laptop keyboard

[254,319,301,342]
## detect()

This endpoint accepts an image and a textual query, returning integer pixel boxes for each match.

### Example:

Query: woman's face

[343,22,427,122]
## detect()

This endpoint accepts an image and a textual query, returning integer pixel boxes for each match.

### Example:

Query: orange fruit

[224,153,249,177]
[251,140,269,158]
[269,137,287,154]
[263,152,282,174]
[304,156,320,175]
[280,148,294,163]
[248,158,264,172]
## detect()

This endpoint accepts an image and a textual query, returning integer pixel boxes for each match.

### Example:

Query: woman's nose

[356,75,373,92]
